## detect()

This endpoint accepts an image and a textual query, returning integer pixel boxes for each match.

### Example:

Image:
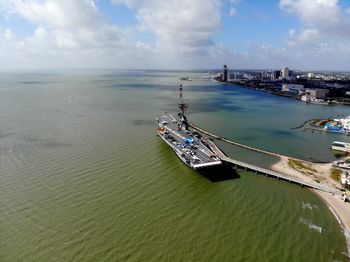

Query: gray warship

[156,86,222,170]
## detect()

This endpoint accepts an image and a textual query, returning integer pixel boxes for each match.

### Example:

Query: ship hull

[155,113,222,171]
[157,129,193,169]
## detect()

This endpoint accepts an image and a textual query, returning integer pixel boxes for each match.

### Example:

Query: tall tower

[222,65,228,82]
[178,84,188,117]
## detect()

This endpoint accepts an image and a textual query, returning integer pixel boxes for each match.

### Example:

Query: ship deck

[157,113,221,169]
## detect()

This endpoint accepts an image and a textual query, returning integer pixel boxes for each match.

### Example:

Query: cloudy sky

[0,0,350,70]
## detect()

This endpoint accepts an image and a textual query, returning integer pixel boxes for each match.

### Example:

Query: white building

[334,116,350,132]
[307,89,329,99]
[341,172,350,189]
[282,84,305,95]
[281,67,289,79]
[229,72,241,81]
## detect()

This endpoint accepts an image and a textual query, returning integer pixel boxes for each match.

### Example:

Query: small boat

[179,77,192,81]
[301,95,329,105]
[331,141,350,153]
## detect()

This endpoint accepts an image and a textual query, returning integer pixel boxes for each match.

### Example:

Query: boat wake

[300,217,323,233]
[302,202,319,210]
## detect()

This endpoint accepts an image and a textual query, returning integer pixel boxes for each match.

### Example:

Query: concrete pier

[192,123,341,195]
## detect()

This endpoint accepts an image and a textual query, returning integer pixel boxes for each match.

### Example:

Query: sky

[0,0,350,71]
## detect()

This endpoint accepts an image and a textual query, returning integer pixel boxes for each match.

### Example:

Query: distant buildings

[281,67,290,80]
[307,89,329,100]
[301,89,329,103]
[269,66,292,81]
[281,84,305,95]
[229,71,242,81]
[271,70,281,81]
[214,64,350,105]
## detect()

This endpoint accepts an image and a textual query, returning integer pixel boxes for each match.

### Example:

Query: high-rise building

[281,67,289,79]
[272,70,281,80]
[222,65,228,82]
[229,71,241,80]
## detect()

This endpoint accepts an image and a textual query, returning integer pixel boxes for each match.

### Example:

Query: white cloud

[0,0,150,69]
[229,7,237,16]
[1,0,124,49]
[228,0,241,17]
[0,0,226,69]
[288,28,321,45]
[277,0,350,69]
[3,28,15,40]
[114,0,221,56]
[0,0,348,70]
[280,0,350,45]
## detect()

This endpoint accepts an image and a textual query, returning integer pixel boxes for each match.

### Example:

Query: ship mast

[178,84,188,117]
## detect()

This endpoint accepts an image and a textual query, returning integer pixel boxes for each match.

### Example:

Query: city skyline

[0,0,350,70]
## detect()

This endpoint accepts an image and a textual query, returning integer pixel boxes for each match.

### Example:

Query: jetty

[190,123,341,195]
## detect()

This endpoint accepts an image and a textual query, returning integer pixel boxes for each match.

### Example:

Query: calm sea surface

[0,70,348,261]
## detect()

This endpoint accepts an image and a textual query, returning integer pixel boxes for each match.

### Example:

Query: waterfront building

[229,71,241,81]
[307,89,329,100]
[281,67,290,79]
[333,116,350,132]
[301,89,329,104]
[282,84,305,95]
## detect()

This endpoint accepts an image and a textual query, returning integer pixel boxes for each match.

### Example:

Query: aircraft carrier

[156,86,222,170]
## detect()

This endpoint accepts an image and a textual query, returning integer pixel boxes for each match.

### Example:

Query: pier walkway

[191,123,341,195]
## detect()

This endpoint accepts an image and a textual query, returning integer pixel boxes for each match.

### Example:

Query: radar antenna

[178,84,188,117]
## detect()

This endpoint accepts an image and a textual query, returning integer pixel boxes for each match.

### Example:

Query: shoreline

[190,121,350,256]
[216,80,350,106]
[314,190,350,255]
[271,156,350,257]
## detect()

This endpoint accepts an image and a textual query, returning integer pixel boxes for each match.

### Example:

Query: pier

[190,123,341,195]
[189,122,297,160]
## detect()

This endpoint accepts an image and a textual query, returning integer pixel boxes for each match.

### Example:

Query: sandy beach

[191,122,350,255]
[271,156,350,255]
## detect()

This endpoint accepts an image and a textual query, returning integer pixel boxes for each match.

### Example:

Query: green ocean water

[0,70,348,261]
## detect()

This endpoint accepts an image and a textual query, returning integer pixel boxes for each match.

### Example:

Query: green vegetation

[334,152,347,158]
[318,120,328,127]
[288,159,317,173]
[310,119,322,124]
[310,119,328,127]
[330,168,342,183]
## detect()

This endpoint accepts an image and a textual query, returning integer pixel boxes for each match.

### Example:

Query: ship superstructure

[156,85,222,170]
